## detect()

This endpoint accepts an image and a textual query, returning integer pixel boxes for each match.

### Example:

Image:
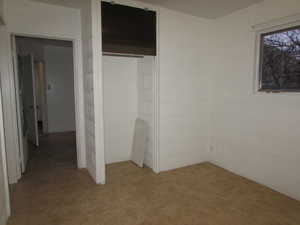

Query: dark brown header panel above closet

[101,1,156,56]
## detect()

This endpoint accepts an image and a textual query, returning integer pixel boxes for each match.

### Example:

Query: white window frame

[253,13,300,95]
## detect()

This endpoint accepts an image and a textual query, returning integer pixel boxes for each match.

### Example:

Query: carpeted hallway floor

[7,133,300,225]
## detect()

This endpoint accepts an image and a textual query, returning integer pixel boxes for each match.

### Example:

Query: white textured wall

[210,0,300,200]
[4,0,81,39]
[44,45,76,133]
[0,25,21,184]
[137,56,154,168]
[86,0,98,181]
[76,0,91,171]
[158,8,212,171]
[103,56,138,164]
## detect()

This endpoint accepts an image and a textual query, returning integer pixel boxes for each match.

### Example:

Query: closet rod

[102,52,144,58]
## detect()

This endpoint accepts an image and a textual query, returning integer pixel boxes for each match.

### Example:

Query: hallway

[27,132,77,171]
[8,132,87,225]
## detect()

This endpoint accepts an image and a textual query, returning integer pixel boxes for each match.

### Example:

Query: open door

[35,62,48,135]
[20,55,39,147]
[11,36,29,173]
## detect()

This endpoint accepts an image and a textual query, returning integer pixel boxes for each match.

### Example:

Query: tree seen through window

[260,26,300,91]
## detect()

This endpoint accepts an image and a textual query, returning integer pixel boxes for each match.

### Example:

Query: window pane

[260,26,300,91]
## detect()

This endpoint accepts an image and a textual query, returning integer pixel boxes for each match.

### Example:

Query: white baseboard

[0,212,8,225]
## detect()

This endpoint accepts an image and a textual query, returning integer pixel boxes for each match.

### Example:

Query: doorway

[102,55,156,168]
[13,36,78,174]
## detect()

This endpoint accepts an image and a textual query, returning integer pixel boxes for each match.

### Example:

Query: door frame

[34,61,49,135]
[91,0,161,184]
[14,54,40,172]
[0,25,11,224]
[15,53,40,148]
[0,81,11,225]
[10,33,86,172]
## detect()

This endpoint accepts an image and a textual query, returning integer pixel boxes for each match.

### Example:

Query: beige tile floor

[7,133,300,225]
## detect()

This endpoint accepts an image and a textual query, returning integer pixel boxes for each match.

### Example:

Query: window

[258,25,300,92]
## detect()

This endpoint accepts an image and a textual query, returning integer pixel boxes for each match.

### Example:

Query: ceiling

[32,0,80,8]
[32,0,263,19]
[136,0,263,19]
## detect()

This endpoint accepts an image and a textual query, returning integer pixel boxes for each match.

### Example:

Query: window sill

[254,90,300,96]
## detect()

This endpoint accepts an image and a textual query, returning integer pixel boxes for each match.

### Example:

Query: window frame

[254,15,300,94]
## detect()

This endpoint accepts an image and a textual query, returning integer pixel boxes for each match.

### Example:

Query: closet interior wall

[137,56,154,168]
[102,55,155,168]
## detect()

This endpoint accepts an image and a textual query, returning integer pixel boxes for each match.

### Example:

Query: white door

[11,36,28,173]
[20,55,39,147]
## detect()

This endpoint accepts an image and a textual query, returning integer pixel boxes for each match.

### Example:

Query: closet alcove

[101,1,157,169]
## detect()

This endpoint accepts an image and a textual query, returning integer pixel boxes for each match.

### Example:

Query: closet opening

[101,1,158,172]
[103,54,156,169]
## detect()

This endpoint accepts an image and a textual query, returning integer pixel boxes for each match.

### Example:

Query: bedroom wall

[4,0,81,39]
[210,0,300,200]
[158,8,213,171]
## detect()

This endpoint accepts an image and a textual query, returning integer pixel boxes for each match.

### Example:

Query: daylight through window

[259,26,300,92]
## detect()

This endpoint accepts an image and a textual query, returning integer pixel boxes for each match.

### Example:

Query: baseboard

[208,160,300,202]
[0,212,8,225]
[47,131,76,135]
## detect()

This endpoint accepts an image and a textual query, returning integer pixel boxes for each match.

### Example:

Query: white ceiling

[136,0,263,19]
[32,0,83,9]
[32,0,264,19]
